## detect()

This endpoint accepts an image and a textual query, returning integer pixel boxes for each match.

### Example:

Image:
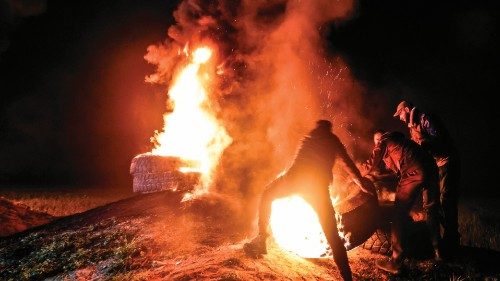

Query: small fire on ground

[270,194,349,258]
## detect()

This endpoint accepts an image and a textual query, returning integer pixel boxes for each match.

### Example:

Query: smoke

[145,0,374,227]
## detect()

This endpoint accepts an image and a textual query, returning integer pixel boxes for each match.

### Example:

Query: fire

[151,46,232,189]
[270,192,350,258]
[270,196,331,258]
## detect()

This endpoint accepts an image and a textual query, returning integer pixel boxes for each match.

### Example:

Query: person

[371,131,441,274]
[393,100,461,255]
[361,129,398,191]
[244,120,375,281]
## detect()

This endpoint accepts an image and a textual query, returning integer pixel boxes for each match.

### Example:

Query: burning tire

[334,186,380,251]
[130,153,200,193]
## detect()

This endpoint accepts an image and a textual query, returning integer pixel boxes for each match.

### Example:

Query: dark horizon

[1,0,498,196]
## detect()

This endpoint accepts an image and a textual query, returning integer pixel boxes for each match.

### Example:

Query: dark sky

[327,0,498,196]
[0,0,498,195]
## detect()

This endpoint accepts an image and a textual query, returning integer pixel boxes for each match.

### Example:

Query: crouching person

[371,131,441,274]
[244,120,375,281]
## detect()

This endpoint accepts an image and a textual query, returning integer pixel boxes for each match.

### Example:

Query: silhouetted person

[394,100,461,255]
[372,131,441,274]
[244,120,374,281]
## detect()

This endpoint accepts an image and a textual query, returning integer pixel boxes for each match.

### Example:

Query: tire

[337,192,380,251]
[361,229,392,255]
[130,153,185,174]
[130,154,200,193]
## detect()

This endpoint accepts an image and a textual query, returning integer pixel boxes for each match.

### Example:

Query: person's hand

[355,177,376,196]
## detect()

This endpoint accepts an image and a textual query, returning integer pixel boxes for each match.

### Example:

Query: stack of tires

[130,153,200,193]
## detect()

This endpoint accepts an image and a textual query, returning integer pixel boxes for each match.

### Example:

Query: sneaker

[376,258,402,275]
[243,235,267,258]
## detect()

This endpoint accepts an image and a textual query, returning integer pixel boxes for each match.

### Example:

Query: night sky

[1,0,498,196]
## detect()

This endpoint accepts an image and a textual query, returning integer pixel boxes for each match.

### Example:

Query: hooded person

[244,119,375,281]
[371,131,442,274]
[394,100,461,255]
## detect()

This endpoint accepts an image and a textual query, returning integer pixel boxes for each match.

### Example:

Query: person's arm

[421,115,438,138]
[419,114,440,152]
[365,146,386,174]
[335,139,375,195]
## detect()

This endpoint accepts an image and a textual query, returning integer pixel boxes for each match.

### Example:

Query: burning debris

[132,0,379,262]
[142,0,373,202]
[268,178,379,258]
[131,46,231,197]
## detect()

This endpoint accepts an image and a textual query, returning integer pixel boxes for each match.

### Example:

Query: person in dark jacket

[394,100,461,254]
[244,120,374,281]
[373,131,442,274]
[361,129,398,189]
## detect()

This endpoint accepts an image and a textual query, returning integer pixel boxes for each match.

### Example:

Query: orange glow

[193,47,212,64]
[270,192,349,258]
[151,46,232,190]
[270,196,330,258]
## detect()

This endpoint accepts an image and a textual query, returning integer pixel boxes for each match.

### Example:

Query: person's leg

[257,176,292,236]
[245,174,293,256]
[439,157,461,250]
[377,171,422,274]
[422,178,442,260]
[306,188,352,281]
[391,174,422,263]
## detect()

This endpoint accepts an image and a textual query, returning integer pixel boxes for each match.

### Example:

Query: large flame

[270,193,346,258]
[151,46,232,189]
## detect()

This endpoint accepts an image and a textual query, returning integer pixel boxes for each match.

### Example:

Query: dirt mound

[0,197,55,237]
[1,191,499,280]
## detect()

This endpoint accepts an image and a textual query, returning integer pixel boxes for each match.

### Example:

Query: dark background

[0,0,498,196]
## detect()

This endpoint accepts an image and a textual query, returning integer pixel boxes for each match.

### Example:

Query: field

[1,190,499,280]
[0,186,134,217]
[1,186,499,252]
[458,197,500,251]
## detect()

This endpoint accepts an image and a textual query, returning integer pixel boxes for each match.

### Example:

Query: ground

[0,190,499,280]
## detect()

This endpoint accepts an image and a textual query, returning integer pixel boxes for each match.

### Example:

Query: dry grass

[0,191,499,280]
[0,186,134,217]
[1,185,499,252]
[459,197,500,251]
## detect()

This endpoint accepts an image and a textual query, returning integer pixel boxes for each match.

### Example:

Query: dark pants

[391,168,441,263]
[439,155,461,247]
[258,171,352,281]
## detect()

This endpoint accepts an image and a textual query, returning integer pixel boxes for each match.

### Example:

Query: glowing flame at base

[270,196,331,258]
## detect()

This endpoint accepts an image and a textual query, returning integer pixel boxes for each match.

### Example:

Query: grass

[0,217,151,281]
[1,185,499,252]
[0,185,133,217]
[0,186,499,280]
[459,197,500,251]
